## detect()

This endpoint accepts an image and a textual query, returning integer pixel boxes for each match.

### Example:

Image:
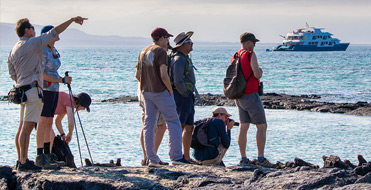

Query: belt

[20,83,39,92]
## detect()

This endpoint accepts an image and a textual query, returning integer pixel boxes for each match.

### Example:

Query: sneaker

[172,157,190,166]
[18,160,42,171]
[256,158,276,168]
[239,159,250,166]
[35,154,60,170]
[148,160,169,168]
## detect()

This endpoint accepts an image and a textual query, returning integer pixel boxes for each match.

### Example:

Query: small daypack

[52,135,76,168]
[223,50,253,99]
[191,118,216,149]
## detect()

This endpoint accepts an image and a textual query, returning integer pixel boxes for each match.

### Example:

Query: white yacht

[273,24,349,51]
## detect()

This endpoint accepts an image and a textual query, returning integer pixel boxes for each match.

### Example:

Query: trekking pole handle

[64,71,71,90]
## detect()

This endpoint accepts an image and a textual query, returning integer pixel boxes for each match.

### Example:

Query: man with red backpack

[234,33,275,168]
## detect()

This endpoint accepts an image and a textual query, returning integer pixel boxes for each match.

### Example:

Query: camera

[228,119,240,126]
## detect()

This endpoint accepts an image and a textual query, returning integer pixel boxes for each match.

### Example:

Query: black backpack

[52,135,76,168]
[223,50,253,99]
[191,118,216,149]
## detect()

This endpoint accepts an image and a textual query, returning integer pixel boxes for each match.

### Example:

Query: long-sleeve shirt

[170,51,196,97]
[7,29,58,88]
[193,118,231,161]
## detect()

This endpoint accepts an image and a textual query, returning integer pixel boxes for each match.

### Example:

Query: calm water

[1,45,370,167]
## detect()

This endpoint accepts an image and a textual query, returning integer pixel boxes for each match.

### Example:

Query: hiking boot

[18,160,42,171]
[35,154,60,170]
[172,157,190,166]
[239,159,250,166]
[256,158,276,168]
[46,153,65,167]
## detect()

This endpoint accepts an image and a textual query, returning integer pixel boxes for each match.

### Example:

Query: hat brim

[226,113,232,117]
[173,31,194,49]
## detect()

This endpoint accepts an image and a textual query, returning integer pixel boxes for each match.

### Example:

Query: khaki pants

[200,144,228,165]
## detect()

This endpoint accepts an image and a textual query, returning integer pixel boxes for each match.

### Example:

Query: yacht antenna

[306,22,309,28]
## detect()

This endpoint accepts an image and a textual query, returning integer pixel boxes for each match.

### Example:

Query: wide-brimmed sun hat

[212,107,232,117]
[173,31,194,49]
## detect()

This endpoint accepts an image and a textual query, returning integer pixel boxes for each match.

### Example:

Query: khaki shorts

[20,87,43,123]
[235,93,266,124]
[199,144,228,165]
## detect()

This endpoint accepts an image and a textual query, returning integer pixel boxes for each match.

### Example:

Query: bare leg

[238,123,250,158]
[19,121,36,164]
[155,123,167,153]
[36,116,49,149]
[182,124,194,161]
[50,129,55,153]
[140,129,147,160]
[256,123,267,157]
[42,117,54,147]
[15,121,23,161]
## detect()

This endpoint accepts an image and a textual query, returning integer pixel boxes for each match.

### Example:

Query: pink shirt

[55,91,75,115]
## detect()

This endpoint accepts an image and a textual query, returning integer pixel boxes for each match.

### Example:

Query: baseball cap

[76,93,91,112]
[240,32,260,43]
[151,27,173,40]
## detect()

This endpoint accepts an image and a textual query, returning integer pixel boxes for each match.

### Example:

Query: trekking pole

[75,107,94,165]
[65,71,94,166]
[65,71,84,167]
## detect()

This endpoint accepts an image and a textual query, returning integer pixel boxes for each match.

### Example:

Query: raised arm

[54,16,88,35]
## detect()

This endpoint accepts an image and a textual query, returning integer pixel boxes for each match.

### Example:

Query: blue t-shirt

[42,47,61,91]
[193,118,231,161]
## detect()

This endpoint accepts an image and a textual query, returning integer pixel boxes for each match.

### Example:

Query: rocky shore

[1,155,370,189]
[2,93,370,116]
[99,93,371,116]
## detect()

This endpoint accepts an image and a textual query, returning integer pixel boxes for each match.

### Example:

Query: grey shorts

[235,93,266,124]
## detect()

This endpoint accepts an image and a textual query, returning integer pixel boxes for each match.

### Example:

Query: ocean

[1,45,370,167]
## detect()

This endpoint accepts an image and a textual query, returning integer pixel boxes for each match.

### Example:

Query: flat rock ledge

[98,93,371,116]
[1,155,370,190]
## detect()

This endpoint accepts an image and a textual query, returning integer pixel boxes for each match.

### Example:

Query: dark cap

[240,32,260,43]
[41,25,54,35]
[151,27,173,40]
[76,93,91,112]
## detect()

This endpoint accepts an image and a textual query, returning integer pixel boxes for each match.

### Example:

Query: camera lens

[234,122,240,126]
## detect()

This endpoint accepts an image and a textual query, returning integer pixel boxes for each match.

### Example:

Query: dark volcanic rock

[97,93,371,116]
[1,154,370,190]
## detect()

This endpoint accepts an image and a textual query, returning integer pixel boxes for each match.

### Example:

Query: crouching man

[192,107,235,166]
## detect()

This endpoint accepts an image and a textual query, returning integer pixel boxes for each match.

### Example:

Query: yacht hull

[274,43,349,51]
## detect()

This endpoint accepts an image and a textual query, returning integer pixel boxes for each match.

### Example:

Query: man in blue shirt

[193,107,235,165]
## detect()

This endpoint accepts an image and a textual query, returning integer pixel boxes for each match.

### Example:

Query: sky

[1,0,371,44]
